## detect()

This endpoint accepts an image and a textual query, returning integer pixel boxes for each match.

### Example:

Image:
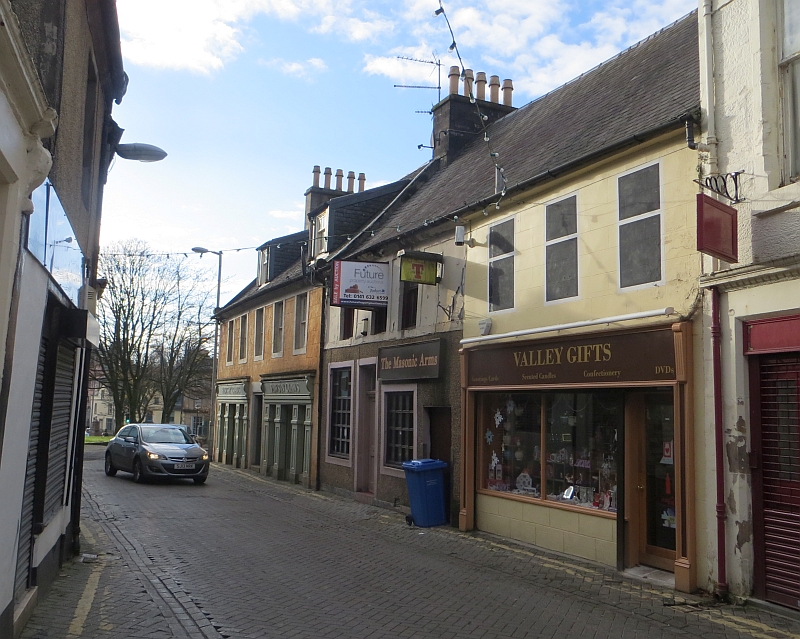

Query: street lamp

[192,246,223,460]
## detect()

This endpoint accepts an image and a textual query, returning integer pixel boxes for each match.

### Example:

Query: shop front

[259,375,314,487]
[460,323,696,592]
[216,380,248,466]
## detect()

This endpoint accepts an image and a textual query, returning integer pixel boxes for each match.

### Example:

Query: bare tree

[94,240,213,429]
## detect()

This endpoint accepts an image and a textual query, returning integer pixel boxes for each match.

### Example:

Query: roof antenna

[393,53,442,104]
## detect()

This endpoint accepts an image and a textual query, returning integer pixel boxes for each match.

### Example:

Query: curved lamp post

[192,247,223,459]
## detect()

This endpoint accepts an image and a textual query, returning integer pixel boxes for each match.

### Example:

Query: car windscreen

[139,427,194,444]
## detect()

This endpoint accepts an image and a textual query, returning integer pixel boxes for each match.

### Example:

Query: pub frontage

[459,322,697,592]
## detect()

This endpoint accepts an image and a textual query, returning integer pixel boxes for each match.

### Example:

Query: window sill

[380,464,405,479]
[477,488,617,519]
[325,452,351,467]
[751,181,800,217]
[271,351,284,359]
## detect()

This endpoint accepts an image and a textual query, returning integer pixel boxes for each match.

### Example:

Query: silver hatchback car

[105,424,210,484]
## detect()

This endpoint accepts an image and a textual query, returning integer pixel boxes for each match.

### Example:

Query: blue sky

[102,0,697,304]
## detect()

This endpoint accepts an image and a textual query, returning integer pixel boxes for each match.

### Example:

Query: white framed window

[254,307,264,360]
[258,248,270,285]
[381,384,417,478]
[313,212,328,256]
[326,362,354,466]
[272,300,284,356]
[238,313,248,362]
[782,0,800,179]
[226,320,234,364]
[488,216,515,312]
[545,194,579,302]
[617,161,664,290]
[294,292,308,353]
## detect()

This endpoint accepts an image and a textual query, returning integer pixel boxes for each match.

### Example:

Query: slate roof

[340,11,699,259]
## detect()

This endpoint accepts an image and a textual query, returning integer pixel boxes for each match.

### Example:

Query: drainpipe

[701,0,718,173]
[711,286,728,598]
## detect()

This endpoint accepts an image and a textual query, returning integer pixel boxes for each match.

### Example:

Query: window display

[479,390,623,512]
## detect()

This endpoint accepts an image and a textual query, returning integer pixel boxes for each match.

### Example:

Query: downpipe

[711,286,728,598]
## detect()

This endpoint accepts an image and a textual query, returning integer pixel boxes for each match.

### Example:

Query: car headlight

[201,452,209,461]
[146,451,165,460]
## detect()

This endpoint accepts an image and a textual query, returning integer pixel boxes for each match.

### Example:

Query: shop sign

[378,339,441,381]
[697,193,738,263]
[217,382,247,399]
[400,256,438,285]
[467,328,676,386]
[332,260,389,308]
[261,377,312,398]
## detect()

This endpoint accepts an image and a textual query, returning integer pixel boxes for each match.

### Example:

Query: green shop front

[459,324,697,592]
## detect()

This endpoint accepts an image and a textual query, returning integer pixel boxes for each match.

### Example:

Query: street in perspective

[18,448,800,639]
[3,0,800,638]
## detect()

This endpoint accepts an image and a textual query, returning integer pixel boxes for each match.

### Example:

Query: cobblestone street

[19,448,800,639]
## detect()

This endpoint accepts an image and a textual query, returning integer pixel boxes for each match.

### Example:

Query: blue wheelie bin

[402,459,448,527]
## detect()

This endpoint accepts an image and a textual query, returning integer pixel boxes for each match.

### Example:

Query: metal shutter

[14,339,47,604]
[759,354,800,609]
[42,344,76,523]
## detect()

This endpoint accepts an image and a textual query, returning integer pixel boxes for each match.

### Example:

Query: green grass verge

[85,436,112,445]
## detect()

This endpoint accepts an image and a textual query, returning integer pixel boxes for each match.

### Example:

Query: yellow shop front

[460,323,696,592]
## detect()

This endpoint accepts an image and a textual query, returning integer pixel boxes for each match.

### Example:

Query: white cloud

[258,57,328,78]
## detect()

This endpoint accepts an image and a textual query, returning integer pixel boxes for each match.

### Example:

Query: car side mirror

[123,436,135,443]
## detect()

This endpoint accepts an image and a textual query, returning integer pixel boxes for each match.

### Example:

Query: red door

[754,354,800,609]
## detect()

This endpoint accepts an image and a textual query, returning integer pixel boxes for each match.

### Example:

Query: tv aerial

[393,54,442,107]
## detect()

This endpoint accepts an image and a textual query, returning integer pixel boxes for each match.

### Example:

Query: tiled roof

[346,11,699,257]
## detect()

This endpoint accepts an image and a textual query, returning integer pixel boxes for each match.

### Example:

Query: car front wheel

[132,458,144,483]
[193,476,207,485]
[104,453,117,477]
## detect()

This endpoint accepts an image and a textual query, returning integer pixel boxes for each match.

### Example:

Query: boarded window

[489,218,514,311]
[618,165,661,288]
[545,196,578,301]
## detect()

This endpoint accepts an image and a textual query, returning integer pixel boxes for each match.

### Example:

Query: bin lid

[401,458,447,471]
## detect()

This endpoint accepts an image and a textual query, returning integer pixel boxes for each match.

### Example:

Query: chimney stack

[358,173,366,192]
[476,72,486,101]
[335,169,344,191]
[502,79,513,106]
[463,69,474,97]
[312,165,320,188]
[448,66,460,95]
[305,165,361,219]
[347,171,355,193]
[489,76,500,103]
[323,167,332,190]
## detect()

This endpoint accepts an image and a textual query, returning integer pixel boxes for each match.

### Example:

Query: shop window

[329,368,352,457]
[400,281,418,330]
[272,301,284,356]
[340,307,355,340]
[644,393,676,551]
[238,313,248,362]
[783,0,800,179]
[385,391,414,468]
[254,307,264,358]
[479,391,622,512]
[488,217,514,312]
[294,292,308,351]
[545,195,578,302]
[371,307,387,335]
[226,320,234,364]
[618,163,662,288]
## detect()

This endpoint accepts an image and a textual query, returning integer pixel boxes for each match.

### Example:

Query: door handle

[637,485,644,490]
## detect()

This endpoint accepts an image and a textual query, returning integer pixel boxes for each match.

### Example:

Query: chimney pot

[323,167,332,190]
[448,66,460,95]
[358,173,366,192]
[476,72,487,101]
[489,76,500,103]
[335,169,344,191]
[463,69,474,97]
[346,171,355,193]
[312,165,321,188]
[502,79,513,106]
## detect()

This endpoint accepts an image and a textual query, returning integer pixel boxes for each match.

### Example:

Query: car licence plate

[173,463,196,470]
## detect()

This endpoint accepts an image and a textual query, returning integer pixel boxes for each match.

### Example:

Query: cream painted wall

[463,136,702,340]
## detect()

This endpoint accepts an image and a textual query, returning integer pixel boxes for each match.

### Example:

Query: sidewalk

[19,457,800,639]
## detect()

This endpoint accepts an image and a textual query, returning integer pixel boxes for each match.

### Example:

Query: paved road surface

[20,447,800,638]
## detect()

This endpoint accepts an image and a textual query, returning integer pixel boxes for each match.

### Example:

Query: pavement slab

[19,448,800,639]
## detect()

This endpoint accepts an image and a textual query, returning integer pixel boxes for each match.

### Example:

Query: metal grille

[43,344,75,524]
[329,368,351,456]
[15,339,47,603]
[759,354,800,609]
[385,391,414,468]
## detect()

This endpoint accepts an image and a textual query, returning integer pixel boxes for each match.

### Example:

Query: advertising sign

[378,339,441,381]
[400,256,438,285]
[331,260,389,308]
